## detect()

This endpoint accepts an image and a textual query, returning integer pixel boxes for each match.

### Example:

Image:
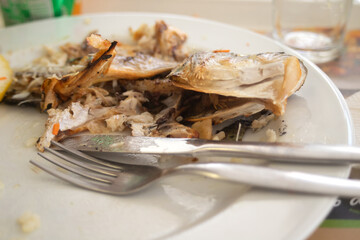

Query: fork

[30,141,360,197]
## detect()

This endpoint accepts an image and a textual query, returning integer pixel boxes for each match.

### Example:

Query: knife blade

[57,134,360,164]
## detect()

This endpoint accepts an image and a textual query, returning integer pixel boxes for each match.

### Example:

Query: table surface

[318,30,360,95]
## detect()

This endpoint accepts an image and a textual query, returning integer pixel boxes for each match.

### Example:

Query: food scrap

[0,55,13,102]
[52,123,60,136]
[17,211,41,233]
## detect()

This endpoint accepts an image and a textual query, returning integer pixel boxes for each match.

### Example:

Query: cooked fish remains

[169,51,306,116]
[2,20,307,151]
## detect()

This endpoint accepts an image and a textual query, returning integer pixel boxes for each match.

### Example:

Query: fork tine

[51,140,123,170]
[44,147,118,177]
[30,160,117,194]
[38,152,112,184]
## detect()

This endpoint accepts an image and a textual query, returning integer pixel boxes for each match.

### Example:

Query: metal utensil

[30,141,360,197]
[59,134,360,164]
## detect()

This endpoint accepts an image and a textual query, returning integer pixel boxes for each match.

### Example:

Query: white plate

[0,13,354,240]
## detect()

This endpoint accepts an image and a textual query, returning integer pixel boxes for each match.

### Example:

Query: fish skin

[168,51,307,115]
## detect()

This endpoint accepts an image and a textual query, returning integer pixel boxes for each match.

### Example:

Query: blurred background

[0,0,359,31]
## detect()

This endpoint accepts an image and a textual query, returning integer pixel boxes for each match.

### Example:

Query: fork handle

[173,163,360,197]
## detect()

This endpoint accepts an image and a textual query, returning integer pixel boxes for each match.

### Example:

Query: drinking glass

[272,0,353,64]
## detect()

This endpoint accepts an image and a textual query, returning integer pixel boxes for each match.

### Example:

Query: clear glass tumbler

[272,0,353,64]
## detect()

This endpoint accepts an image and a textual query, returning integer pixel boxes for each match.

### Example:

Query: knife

[56,134,360,165]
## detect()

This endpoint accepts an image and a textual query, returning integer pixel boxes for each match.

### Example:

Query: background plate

[0,13,354,240]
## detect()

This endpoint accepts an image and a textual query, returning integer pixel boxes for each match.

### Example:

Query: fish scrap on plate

[1,20,307,151]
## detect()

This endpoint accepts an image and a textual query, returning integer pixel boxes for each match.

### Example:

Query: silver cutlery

[30,141,360,197]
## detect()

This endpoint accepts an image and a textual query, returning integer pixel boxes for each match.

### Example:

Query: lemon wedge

[0,54,13,102]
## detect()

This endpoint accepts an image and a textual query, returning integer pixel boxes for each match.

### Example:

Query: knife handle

[194,142,360,164]
[174,163,360,197]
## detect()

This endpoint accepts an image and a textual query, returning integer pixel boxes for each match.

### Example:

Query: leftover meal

[1,20,307,151]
